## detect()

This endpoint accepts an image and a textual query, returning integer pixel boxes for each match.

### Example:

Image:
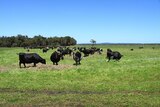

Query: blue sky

[0,0,160,43]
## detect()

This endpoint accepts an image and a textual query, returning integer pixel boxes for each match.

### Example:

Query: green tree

[0,35,77,47]
[90,39,96,46]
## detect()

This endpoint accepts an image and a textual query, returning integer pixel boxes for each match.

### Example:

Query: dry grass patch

[37,64,75,71]
[0,66,8,72]
[17,63,75,71]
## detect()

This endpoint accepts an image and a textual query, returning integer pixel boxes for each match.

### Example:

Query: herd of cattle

[18,46,123,68]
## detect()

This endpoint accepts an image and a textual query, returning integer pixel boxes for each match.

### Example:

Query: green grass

[0,45,160,106]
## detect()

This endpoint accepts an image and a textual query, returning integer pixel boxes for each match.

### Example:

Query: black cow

[50,51,63,65]
[80,48,94,57]
[139,47,144,49]
[57,47,72,56]
[73,51,82,65]
[130,48,134,51]
[106,49,123,62]
[18,53,46,68]
[95,48,103,54]
[42,48,49,53]
[61,48,72,56]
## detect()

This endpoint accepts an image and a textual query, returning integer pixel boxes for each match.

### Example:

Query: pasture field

[0,44,160,106]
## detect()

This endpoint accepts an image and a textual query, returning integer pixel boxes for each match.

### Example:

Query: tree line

[0,35,77,47]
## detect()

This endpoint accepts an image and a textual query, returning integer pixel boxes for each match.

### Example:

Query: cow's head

[41,59,46,64]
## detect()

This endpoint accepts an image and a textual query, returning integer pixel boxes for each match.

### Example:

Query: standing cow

[73,51,82,65]
[50,51,63,65]
[18,53,46,68]
[106,49,123,62]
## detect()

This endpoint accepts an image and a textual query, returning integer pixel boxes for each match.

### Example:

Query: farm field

[0,44,160,106]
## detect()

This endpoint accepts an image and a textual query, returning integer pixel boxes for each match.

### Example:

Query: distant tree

[90,39,96,46]
[15,34,28,47]
[33,35,46,47]
[0,35,77,47]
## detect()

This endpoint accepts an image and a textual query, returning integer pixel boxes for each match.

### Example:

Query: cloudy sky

[0,0,160,43]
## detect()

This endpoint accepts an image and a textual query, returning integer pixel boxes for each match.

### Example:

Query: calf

[50,51,63,65]
[73,51,82,65]
[106,49,123,62]
[18,53,46,68]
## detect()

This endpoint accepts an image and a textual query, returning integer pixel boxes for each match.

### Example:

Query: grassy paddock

[0,45,160,106]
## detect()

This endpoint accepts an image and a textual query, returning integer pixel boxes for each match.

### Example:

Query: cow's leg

[76,61,78,66]
[108,57,110,62]
[33,63,36,67]
[56,62,58,65]
[23,63,26,67]
[19,62,21,68]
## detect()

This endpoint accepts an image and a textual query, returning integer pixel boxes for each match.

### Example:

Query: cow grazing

[62,48,72,56]
[42,48,49,53]
[73,51,82,65]
[96,48,103,54]
[50,51,63,65]
[57,47,72,56]
[106,49,123,62]
[18,53,46,68]
[79,48,94,57]
[139,47,144,49]
[27,49,30,52]
[130,48,134,51]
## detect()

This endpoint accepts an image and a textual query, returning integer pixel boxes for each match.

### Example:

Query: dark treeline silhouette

[0,34,77,47]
